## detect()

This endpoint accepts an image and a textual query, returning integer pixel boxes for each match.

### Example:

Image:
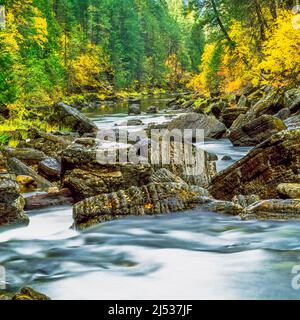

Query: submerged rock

[209,129,300,200]
[49,102,98,136]
[0,174,28,227]
[240,199,300,221]
[167,113,226,139]
[146,106,158,114]
[73,182,210,229]
[228,115,286,147]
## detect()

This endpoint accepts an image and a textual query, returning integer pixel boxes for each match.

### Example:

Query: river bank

[0,87,300,299]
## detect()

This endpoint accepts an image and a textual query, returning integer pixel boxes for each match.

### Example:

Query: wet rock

[207,153,218,161]
[25,188,74,210]
[285,113,300,130]
[228,115,286,147]
[38,157,61,180]
[2,147,46,165]
[274,108,291,120]
[240,199,300,220]
[0,174,28,227]
[232,194,260,208]
[209,129,300,200]
[146,106,158,114]
[119,119,143,126]
[167,113,226,139]
[73,182,210,229]
[49,102,98,136]
[284,88,300,113]
[7,158,53,190]
[210,102,226,119]
[277,183,300,199]
[206,200,243,216]
[12,287,51,300]
[16,175,37,193]
[221,155,232,161]
[128,97,141,104]
[128,104,141,115]
[221,107,248,128]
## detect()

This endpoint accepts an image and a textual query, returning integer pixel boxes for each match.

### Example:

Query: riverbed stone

[277,183,300,199]
[228,115,286,147]
[7,157,53,190]
[0,174,28,227]
[73,182,210,229]
[209,129,300,200]
[38,157,61,180]
[2,147,46,165]
[167,112,226,139]
[25,188,74,210]
[240,199,300,220]
[128,104,141,115]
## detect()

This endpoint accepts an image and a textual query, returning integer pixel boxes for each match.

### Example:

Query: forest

[0,0,299,109]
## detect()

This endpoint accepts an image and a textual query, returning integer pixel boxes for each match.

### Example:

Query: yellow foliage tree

[68,44,110,92]
[258,10,300,87]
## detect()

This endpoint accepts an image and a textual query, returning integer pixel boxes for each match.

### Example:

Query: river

[1,94,300,300]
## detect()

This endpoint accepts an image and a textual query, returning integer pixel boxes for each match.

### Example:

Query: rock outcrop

[209,129,300,200]
[73,182,210,229]
[0,174,28,227]
[228,115,286,146]
[240,199,300,220]
[277,183,300,199]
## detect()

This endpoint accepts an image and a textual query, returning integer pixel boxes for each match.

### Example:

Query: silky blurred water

[0,95,299,300]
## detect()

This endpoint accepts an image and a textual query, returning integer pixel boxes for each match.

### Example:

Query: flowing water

[1,94,300,300]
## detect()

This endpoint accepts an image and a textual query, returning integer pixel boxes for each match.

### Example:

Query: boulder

[277,183,300,199]
[221,107,248,128]
[209,129,300,200]
[2,147,46,165]
[61,144,153,201]
[222,155,232,161]
[274,108,291,120]
[0,174,28,227]
[7,158,53,190]
[232,194,260,208]
[284,88,300,113]
[25,188,74,210]
[49,102,98,136]
[146,106,158,114]
[240,199,300,221]
[12,287,51,300]
[73,182,210,229]
[24,128,71,158]
[38,157,61,180]
[167,113,226,139]
[128,104,141,115]
[228,115,286,147]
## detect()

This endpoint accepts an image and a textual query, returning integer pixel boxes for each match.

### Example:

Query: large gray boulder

[167,113,226,139]
[49,102,98,135]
